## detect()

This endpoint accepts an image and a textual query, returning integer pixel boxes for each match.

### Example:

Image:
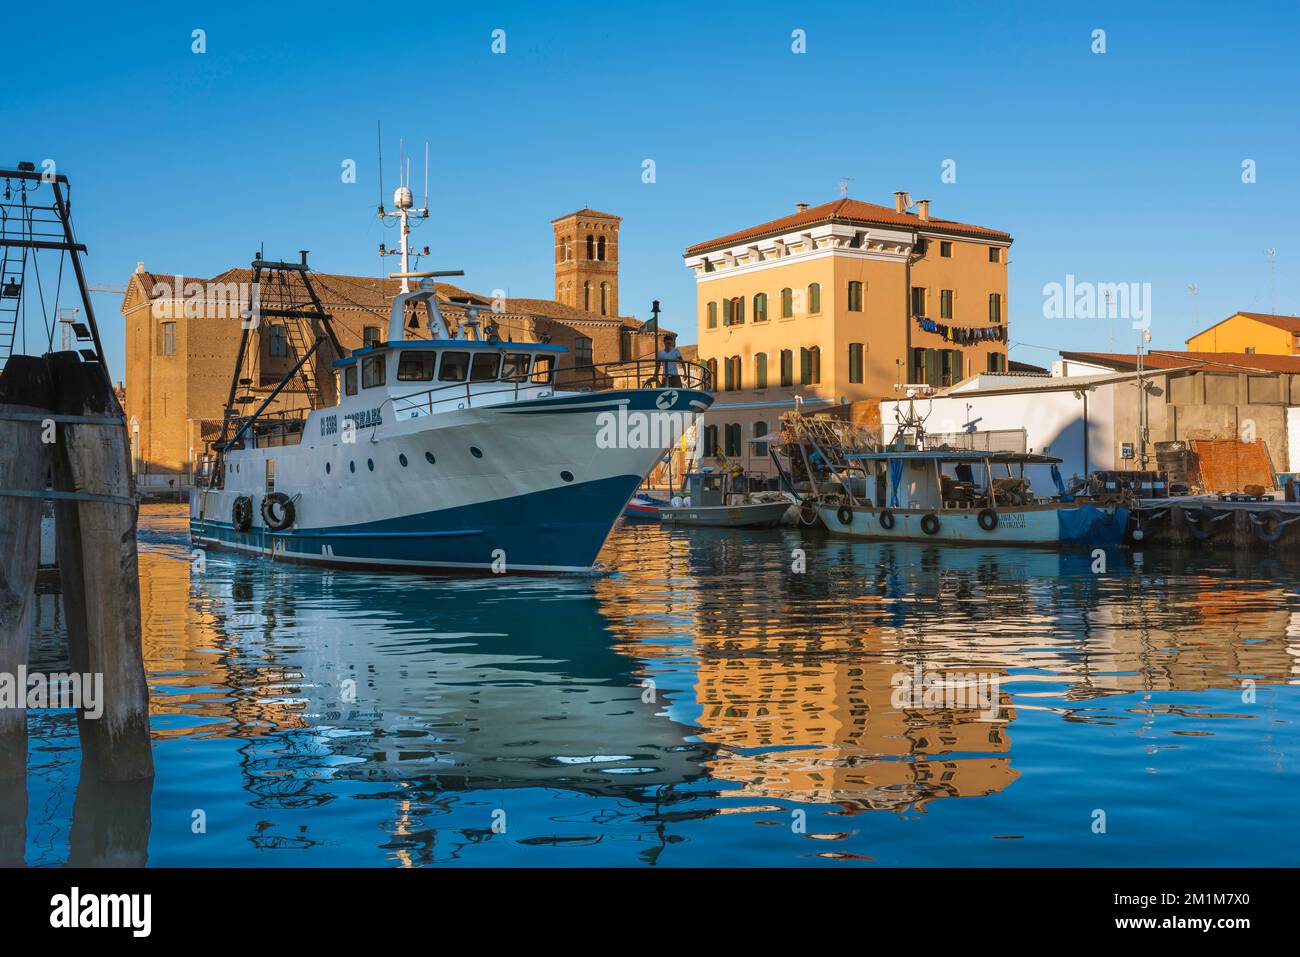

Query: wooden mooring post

[0,352,153,785]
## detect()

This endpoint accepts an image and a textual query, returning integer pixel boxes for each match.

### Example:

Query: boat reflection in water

[14,506,1300,866]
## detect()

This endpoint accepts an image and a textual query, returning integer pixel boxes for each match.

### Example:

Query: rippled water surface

[14,504,1300,866]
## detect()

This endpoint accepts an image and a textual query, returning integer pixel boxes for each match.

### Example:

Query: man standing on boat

[656,333,684,388]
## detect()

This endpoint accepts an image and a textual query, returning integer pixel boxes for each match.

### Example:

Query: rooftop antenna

[1265,248,1277,315]
[838,176,854,197]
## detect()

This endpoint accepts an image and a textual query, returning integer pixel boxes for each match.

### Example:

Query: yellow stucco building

[684,193,1011,471]
[1185,311,1300,354]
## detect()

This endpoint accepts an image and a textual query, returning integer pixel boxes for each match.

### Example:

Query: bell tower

[552,208,620,316]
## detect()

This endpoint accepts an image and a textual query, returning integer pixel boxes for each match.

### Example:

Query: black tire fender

[879,510,896,530]
[232,496,253,532]
[977,508,999,531]
[836,504,854,526]
[261,492,296,532]
[921,513,941,536]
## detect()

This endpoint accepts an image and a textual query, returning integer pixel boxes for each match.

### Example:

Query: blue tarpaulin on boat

[889,459,904,507]
[1058,504,1129,547]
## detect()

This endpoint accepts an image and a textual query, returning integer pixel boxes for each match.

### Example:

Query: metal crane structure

[0,163,107,370]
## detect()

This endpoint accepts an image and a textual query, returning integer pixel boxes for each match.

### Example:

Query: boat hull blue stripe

[191,473,642,572]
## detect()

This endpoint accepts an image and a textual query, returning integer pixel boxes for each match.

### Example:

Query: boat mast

[377,140,429,294]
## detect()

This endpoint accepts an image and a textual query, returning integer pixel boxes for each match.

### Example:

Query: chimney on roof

[894,191,908,213]
[134,261,145,274]
[795,202,809,212]
[917,199,931,222]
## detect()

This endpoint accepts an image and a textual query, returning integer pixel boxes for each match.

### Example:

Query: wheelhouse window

[344,364,358,396]
[501,353,531,381]
[363,326,382,349]
[361,354,386,388]
[470,352,502,382]
[397,350,436,381]
[530,355,554,384]
[438,351,471,382]
[574,337,593,367]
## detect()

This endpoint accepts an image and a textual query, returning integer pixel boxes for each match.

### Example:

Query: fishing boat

[782,401,1129,547]
[659,469,792,528]
[190,212,711,572]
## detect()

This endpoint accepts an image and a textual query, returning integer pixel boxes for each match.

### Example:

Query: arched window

[583,281,592,311]
[800,345,822,385]
[754,352,768,389]
[848,281,863,312]
[723,355,742,391]
[703,424,719,457]
[807,283,821,314]
[597,235,606,261]
[753,292,768,322]
[753,420,770,457]
[781,287,793,318]
[599,282,609,316]
[728,296,744,325]
[705,358,718,388]
[586,234,595,260]
[724,423,742,457]
[707,302,718,329]
[780,349,794,387]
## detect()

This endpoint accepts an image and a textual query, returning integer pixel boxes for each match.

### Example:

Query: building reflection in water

[597,526,1299,815]
[11,506,1300,865]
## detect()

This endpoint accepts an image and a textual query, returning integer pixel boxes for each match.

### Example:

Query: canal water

[15,503,1300,866]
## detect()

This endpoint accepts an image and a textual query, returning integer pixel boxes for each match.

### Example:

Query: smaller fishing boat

[659,469,791,528]
[623,492,664,521]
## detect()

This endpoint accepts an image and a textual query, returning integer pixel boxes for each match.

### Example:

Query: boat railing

[379,357,713,420]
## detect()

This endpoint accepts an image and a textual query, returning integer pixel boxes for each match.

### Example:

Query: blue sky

[8,1,1298,380]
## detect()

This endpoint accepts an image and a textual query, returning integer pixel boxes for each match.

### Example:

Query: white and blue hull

[191,388,709,573]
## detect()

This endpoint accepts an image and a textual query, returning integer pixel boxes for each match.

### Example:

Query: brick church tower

[552,208,620,316]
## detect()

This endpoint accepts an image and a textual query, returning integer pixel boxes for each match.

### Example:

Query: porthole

[325,462,331,474]
[560,470,574,482]
[349,461,356,473]
[470,446,483,458]
[399,453,408,467]
[367,459,375,471]
[425,452,436,465]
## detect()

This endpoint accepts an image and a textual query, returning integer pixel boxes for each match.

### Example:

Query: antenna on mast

[423,142,429,210]
[376,121,384,212]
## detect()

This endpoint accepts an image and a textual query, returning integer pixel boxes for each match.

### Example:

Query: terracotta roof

[1062,350,1300,374]
[1008,359,1049,375]
[129,269,646,328]
[685,197,1011,255]
[550,207,621,223]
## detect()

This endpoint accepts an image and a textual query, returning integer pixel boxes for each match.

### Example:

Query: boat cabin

[844,450,1063,511]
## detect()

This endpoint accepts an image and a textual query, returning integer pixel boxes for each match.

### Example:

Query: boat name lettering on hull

[321,409,383,436]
